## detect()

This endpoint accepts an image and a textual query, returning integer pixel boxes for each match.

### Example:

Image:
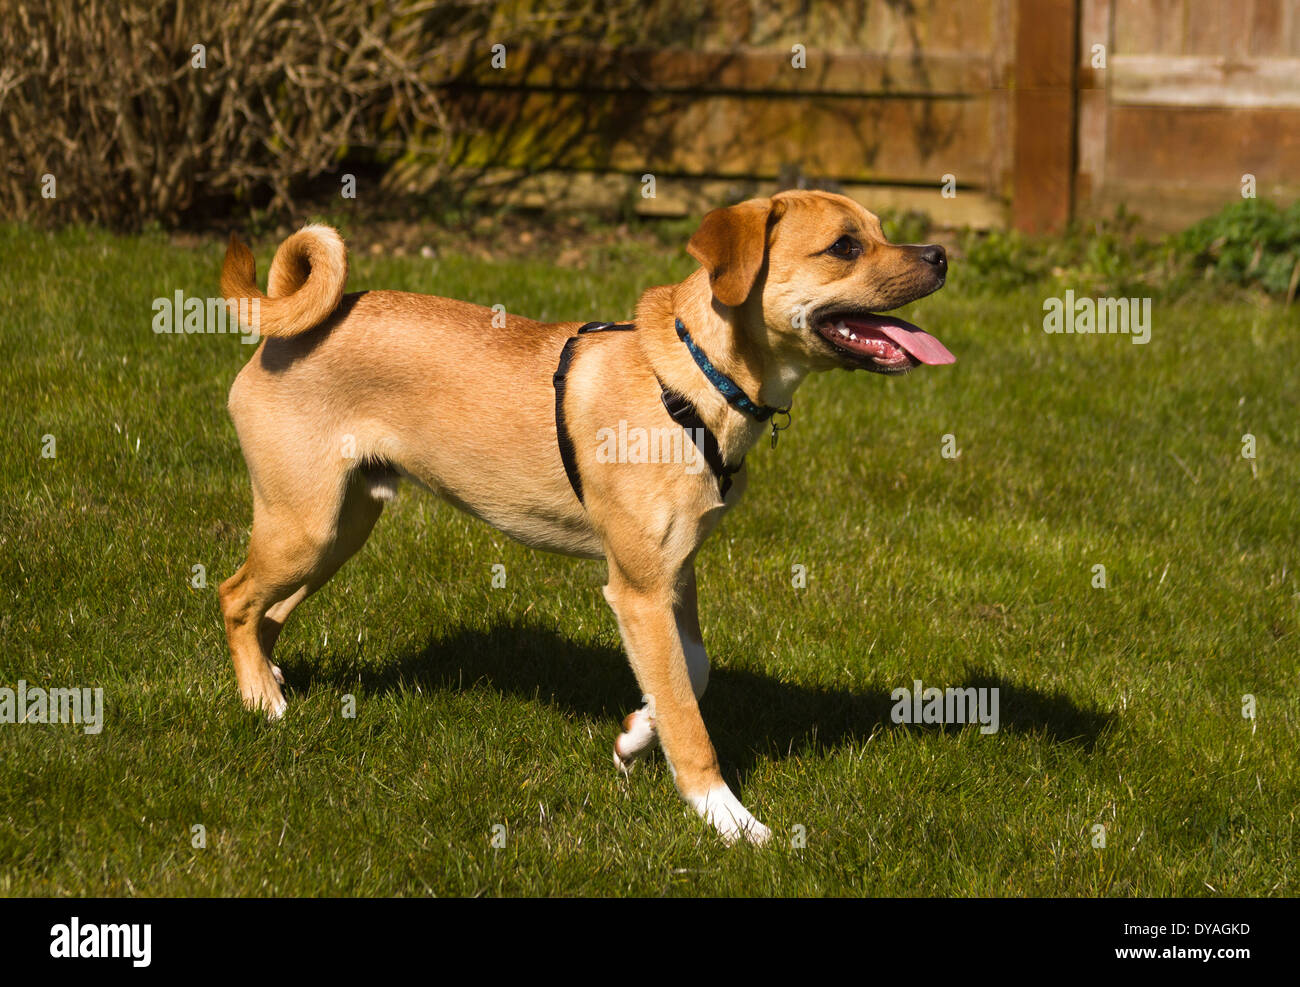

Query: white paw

[613,708,657,773]
[244,687,287,721]
[688,786,771,846]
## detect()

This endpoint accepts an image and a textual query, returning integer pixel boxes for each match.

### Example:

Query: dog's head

[687,190,953,375]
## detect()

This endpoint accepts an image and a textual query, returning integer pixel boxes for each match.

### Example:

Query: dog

[217,189,954,845]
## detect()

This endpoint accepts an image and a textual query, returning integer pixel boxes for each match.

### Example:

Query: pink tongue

[845,316,955,365]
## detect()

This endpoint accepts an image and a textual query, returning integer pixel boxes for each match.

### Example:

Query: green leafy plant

[1176,198,1300,301]
[951,199,1300,302]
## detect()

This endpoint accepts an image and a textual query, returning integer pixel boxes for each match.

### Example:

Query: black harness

[553,320,753,506]
[657,384,743,499]
[552,321,637,506]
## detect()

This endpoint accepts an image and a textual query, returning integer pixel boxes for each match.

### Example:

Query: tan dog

[217,190,953,844]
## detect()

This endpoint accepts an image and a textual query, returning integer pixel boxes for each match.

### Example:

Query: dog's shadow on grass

[282,620,1114,780]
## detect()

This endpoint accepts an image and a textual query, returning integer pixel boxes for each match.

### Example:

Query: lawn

[0,220,1296,896]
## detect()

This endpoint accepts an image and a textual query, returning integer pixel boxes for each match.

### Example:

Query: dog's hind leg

[614,563,708,770]
[255,474,385,683]
[220,470,384,717]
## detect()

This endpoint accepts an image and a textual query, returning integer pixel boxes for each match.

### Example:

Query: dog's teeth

[838,327,850,338]
[849,333,859,341]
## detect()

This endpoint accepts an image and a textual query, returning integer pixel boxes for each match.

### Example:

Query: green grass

[0,221,1297,897]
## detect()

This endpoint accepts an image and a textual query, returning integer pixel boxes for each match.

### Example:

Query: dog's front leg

[614,564,708,769]
[604,562,768,845]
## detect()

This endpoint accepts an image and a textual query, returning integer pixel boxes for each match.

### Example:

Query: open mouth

[814,313,956,372]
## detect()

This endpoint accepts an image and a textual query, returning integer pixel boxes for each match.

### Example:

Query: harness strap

[553,322,635,505]
[553,320,743,506]
[658,385,742,499]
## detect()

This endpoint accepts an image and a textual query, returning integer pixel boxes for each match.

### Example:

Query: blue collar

[674,318,791,433]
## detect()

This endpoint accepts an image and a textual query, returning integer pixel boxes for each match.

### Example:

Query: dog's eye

[826,235,862,260]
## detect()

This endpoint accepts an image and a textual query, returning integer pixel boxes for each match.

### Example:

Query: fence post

[1012,0,1079,232]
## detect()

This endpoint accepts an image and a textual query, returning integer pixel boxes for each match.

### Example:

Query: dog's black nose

[919,244,947,273]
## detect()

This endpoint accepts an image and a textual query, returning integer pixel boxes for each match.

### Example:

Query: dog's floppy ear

[687,198,777,307]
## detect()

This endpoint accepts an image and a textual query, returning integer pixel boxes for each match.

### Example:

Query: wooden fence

[1078,0,1300,230]
[436,0,1300,231]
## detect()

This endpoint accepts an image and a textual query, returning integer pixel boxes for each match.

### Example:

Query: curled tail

[221,224,348,338]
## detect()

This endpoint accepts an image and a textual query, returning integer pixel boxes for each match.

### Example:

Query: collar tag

[769,409,792,449]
